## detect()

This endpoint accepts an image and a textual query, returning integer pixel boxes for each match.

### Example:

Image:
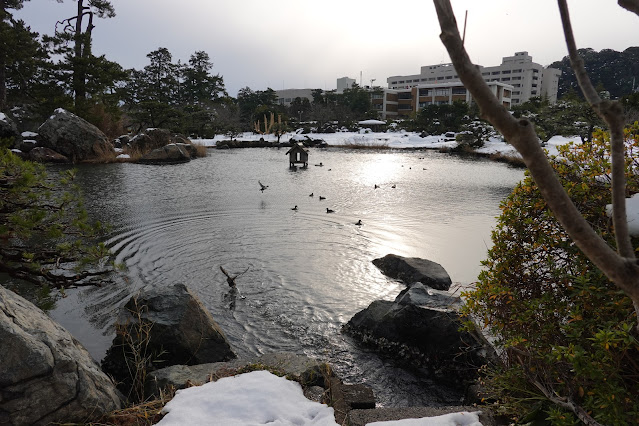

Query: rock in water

[0,285,121,425]
[372,254,452,290]
[102,283,236,394]
[37,108,114,163]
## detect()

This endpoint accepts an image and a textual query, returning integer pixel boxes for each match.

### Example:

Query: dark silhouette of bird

[220,266,249,287]
[326,208,335,213]
[258,181,269,192]
[319,196,326,200]
[391,184,396,188]
[355,219,362,226]
[374,184,379,189]
[291,205,298,210]
[309,193,314,197]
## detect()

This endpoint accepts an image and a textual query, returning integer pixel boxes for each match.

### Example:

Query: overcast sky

[15,0,639,97]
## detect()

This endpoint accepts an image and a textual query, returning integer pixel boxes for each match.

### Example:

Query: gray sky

[15,0,639,97]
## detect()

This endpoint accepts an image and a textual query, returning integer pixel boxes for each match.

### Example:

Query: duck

[258,180,269,192]
[309,193,314,197]
[355,219,362,226]
[326,208,335,213]
[374,184,379,189]
[319,196,326,200]
[391,184,396,188]
[291,205,298,211]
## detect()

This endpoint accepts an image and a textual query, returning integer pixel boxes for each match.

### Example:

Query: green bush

[463,124,639,425]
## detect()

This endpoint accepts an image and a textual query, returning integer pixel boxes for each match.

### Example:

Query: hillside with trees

[549,47,639,99]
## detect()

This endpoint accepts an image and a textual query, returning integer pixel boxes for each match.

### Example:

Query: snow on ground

[606,193,639,237]
[193,130,581,158]
[156,370,483,426]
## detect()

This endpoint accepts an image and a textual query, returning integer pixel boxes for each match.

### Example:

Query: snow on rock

[157,370,338,426]
[367,412,483,425]
[116,154,130,159]
[22,131,38,138]
[0,112,6,122]
[606,193,639,237]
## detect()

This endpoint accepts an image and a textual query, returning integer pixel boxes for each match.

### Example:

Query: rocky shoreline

[0,253,500,425]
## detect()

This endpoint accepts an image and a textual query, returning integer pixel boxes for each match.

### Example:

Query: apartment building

[374,81,513,119]
[388,51,561,105]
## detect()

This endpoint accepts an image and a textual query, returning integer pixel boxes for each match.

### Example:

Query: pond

[49,147,524,407]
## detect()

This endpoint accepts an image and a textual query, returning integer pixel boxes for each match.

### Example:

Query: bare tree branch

[619,0,639,15]
[557,0,634,259]
[432,0,639,323]
[531,379,604,426]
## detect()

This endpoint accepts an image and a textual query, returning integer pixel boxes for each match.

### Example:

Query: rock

[138,144,192,164]
[0,285,121,425]
[372,254,452,290]
[347,406,496,426]
[37,108,114,163]
[114,134,130,148]
[17,139,37,153]
[28,146,70,163]
[394,282,462,310]
[145,352,329,398]
[343,299,495,388]
[128,133,153,152]
[102,283,235,395]
[329,377,376,424]
[0,113,20,142]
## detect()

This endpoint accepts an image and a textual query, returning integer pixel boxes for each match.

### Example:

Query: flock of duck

[258,178,399,227]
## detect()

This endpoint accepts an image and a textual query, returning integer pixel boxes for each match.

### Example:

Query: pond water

[49,147,524,407]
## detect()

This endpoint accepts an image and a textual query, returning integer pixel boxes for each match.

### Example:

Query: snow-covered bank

[157,370,483,426]
[194,131,579,159]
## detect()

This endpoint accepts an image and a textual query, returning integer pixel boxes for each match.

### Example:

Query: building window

[502,77,511,81]
[513,91,520,95]
[372,94,383,99]
[418,102,432,108]
[532,83,537,87]
[531,90,537,95]
[398,81,405,84]
[502,70,511,74]
[390,81,397,85]
[482,72,490,76]
[398,92,412,99]
[428,77,436,81]
[491,71,500,75]
[398,104,413,110]
[514,84,521,87]
[445,76,452,79]
[452,87,466,95]
[513,69,522,73]
[434,88,449,96]
[453,75,458,78]
[512,76,521,80]
[421,78,427,82]
[418,89,430,96]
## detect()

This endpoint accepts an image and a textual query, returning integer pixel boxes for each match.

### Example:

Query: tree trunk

[73,0,86,109]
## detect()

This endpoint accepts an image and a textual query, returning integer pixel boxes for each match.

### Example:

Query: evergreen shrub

[463,123,639,425]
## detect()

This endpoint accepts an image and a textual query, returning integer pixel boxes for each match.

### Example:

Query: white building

[388,51,561,105]
[275,88,314,106]
[336,77,356,93]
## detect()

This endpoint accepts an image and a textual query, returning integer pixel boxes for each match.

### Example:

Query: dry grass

[190,142,208,157]
[488,152,526,167]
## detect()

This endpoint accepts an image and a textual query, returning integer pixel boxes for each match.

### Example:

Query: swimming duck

[355,219,362,226]
[326,208,335,213]
[319,196,326,200]
[292,205,298,211]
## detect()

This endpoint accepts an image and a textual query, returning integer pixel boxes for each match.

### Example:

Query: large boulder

[0,112,20,142]
[138,143,192,164]
[101,283,236,394]
[343,292,495,389]
[0,285,121,425]
[128,128,172,153]
[37,108,114,163]
[372,254,452,290]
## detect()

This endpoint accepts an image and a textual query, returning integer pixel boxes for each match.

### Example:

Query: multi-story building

[275,88,315,106]
[387,51,561,105]
[336,77,356,93]
[374,81,513,119]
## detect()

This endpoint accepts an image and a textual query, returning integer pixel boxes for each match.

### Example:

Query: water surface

[51,148,523,406]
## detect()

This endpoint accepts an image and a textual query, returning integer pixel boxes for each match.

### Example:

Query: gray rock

[343,300,495,387]
[114,135,130,148]
[138,144,191,164]
[0,113,20,142]
[347,406,496,426]
[17,139,37,153]
[28,146,70,163]
[145,352,328,398]
[372,254,452,290]
[102,283,235,394]
[394,282,462,310]
[37,109,114,163]
[0,285,121,425]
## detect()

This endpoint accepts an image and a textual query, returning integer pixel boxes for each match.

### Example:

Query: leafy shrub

[462,123,639,425]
